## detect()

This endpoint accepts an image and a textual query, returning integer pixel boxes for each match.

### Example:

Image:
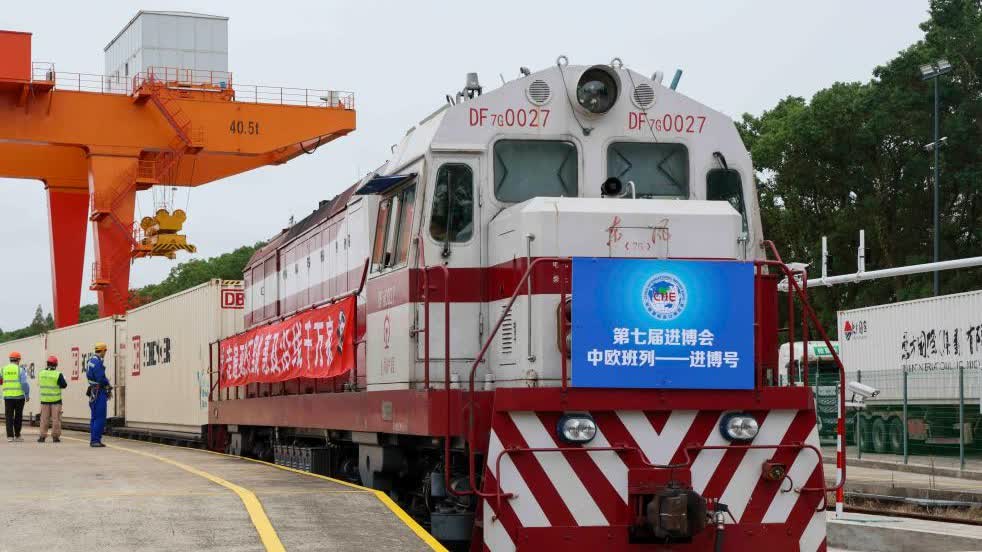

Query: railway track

[833,492,982,526]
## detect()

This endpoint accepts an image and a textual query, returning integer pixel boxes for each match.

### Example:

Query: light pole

[919,59,952,296]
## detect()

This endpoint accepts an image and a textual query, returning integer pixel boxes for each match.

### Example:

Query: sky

[0,1,930,330]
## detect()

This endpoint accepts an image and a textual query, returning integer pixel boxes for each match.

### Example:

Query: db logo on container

[222,289,245,309]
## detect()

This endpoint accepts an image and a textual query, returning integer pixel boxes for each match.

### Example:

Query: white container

[123,280,243,434]
[44,317,124,424]
[104,11,229,87]
[837,290,982,406]
[1,335,46,423]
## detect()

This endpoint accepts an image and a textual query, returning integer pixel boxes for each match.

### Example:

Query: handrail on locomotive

[413,238,848,501]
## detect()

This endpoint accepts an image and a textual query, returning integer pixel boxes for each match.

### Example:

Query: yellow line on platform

[100,434,449,552]
[63,436,286,552]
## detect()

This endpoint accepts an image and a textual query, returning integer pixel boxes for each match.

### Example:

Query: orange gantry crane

[0,30,355,327]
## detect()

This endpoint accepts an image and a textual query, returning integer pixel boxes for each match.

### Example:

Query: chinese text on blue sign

[571,258,755,389]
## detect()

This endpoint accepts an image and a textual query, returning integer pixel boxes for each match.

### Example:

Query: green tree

[741,0,982,331]
[28,305,46,333]
[78,304,99,324]
[136,243,263,303]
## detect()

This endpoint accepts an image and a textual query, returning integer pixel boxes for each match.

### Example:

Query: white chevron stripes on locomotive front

[483,409,826,551]
[762,426,821,524]
[584,423,629,502]
[616,410,697,465]
[509,412,608,526]
[799,510,828,552]
[719,410,797,523]
[690,412,731,494]
[486,431,550,527]
[483,499,517,552]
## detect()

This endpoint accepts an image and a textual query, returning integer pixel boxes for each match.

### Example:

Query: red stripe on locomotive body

[363,258,569,314]
[644,411,671,435]
[698,433,750,499]
[672,410,720,465]
[258,255,748,321]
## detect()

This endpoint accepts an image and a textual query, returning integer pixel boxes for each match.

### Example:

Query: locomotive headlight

[576,66,620,114]
[558,414,597,444]
[720,413,759,443]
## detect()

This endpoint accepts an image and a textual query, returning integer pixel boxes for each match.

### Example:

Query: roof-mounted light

[576,66,620,114]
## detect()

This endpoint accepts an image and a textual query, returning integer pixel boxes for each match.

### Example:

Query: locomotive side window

[706,168,747,234]
[394,186,416,266]
[430,164,474,244]
[607,142,689,198]
[371,200,391,272]
[371,184,417,272]
[493,140,577,202]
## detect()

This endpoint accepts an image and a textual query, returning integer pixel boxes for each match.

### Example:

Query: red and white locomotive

[213,58,836,551]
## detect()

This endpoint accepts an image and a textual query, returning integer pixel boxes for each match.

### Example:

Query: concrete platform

[827,511,982,552]
[823,446,982,481]
[0,429,440,552]
[824,461,982,502]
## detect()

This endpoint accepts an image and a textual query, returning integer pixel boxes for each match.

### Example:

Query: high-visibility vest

[39,369,63,404]
[2,363,24,399]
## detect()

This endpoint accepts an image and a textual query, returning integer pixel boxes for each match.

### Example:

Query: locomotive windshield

[607,142,689,198]
[493,140,578,202]
[707,168,748,234]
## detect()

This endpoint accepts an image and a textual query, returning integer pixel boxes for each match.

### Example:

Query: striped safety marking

[483,409,826,551]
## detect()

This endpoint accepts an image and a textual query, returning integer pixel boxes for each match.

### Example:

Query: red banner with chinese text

[219,297,355,388]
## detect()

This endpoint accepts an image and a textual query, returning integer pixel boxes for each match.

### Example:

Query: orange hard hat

[47,355,58,366]
[8,351,20,361]
[94,342,108,352]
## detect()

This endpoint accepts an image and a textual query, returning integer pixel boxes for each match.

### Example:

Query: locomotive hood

[488,197,745,263]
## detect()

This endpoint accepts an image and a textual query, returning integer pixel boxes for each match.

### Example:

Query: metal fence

[841,367,981,468]
[27,63,354,109]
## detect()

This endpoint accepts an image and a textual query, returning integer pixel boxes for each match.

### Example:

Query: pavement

[824,446,982,480]
[827,511,982,552]
[0,429,438,552]
[823,455,982,502]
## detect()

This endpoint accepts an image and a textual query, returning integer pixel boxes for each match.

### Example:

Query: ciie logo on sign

[842,319,868,341]
[642,273,687,321]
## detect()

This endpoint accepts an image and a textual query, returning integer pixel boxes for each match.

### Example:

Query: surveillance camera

[847,381,879,399]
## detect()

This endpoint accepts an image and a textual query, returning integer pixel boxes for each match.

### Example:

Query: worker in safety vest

[2,351,30,442]
[85,343,112,448]
[37,355,68,443]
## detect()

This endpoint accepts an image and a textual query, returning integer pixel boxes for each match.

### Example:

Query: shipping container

[0,334,46,423]
[44,317,124,424]
[837,290,982,403]
[104,11,229,89]
[837,290,982,453]
[123,279,243,434]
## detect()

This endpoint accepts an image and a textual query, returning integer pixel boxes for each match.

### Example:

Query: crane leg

[45,184,89,328]
[88,154,138,318]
